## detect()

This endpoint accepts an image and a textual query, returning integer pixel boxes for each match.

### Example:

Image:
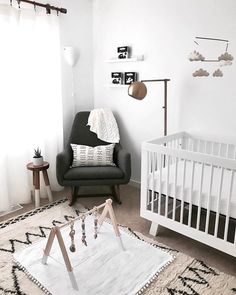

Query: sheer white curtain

[0,3,63,212]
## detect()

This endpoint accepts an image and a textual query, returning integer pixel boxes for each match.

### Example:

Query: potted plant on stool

[33,148,44,166]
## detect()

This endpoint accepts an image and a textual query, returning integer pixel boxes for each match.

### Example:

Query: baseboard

[129,179,141,189]
[0,204,23,218]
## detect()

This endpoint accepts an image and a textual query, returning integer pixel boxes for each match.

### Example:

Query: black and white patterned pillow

[70,143,116,167]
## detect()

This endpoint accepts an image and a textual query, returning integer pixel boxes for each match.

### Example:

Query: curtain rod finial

[60,8,67,14]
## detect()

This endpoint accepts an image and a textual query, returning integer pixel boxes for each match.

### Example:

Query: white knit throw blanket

[87,108,120,143]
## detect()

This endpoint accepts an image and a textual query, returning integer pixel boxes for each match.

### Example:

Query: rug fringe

[102,217,175,295]
[13,258,52,295]
[135,256,175,295]
[0,198,67,229]
[103,215,175,255]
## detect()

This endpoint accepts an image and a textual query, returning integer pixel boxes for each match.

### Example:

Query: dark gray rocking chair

[56,111,131,206]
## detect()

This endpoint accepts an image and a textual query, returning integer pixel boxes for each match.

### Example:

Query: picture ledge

[105,55,144,63]
[105,84,128,88]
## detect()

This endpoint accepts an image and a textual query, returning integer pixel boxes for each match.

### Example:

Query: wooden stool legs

[32,170,53,208]
[42,170,53,202]
[34,171,40,208]
[27,162,53,208]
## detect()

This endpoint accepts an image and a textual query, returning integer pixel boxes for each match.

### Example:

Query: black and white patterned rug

[0,198,235,295]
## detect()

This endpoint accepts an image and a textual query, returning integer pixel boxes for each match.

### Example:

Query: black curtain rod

[11,0,67,14]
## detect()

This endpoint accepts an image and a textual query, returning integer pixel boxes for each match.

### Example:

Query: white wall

[57,0,94,144]
[93,0,236,183]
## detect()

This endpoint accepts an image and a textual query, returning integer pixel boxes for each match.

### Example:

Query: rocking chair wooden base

[68,185,122,207]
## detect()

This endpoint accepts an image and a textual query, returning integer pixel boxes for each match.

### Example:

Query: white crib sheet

[148,160,236,218]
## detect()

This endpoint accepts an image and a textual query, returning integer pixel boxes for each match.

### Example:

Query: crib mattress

[148,160,236,219]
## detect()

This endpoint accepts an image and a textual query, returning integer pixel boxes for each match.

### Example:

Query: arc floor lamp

[128,79,170,136]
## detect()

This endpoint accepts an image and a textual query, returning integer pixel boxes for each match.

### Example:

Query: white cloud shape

[218,52,234,61]
[213,69,223,77]
[220,60,233,67]
[189,50,205,61]
[193,68,209,77]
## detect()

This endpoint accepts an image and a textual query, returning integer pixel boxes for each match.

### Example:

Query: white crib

[141,132,236,257]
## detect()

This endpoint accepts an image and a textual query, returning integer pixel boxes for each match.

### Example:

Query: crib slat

[178,138,181,149]
[186,138,189,150]
[188,138,191,151]
[218,143,222,157]
[147,151,151,206]
[224,170,234,241]
[171,140,174,149]
[158,154,163,214]
[226,144,229,159]
[183,137,185,149]
[165,155,170,217]
[214,167,224,237]
[196,163,204,230]
[205,165,214,234]
[151,152,155,213]
[193,139,196,152]
[172,158,178,221]
[146,151,151,206]
[192,138,195,152]
[180,136,184,150]
[188,161,195,227]
[188,138,192,151]
[195,139,197,152]
[154,153,159,202]
[180,159,186,224]
[197,139,201,152]
[204,141,207,154]
[211,142,214,156]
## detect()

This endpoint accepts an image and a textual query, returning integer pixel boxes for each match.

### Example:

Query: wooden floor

[1,184,236,276]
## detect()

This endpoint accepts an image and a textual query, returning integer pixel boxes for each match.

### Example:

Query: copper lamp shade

[128,81,147,100]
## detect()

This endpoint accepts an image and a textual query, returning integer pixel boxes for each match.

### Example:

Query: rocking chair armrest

[115,147,131,182]
[56,148,72,185]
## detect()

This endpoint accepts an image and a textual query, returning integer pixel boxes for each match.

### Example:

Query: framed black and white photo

[124,72,137,85]
[111,72,123,84]
[117,46,130,59]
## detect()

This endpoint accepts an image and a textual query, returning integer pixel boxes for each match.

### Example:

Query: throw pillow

[70,143,116,167]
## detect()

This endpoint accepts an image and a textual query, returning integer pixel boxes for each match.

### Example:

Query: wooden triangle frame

[41,199,124,290]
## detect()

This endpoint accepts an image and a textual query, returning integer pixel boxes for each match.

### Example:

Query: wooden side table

[27,161,53,208]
